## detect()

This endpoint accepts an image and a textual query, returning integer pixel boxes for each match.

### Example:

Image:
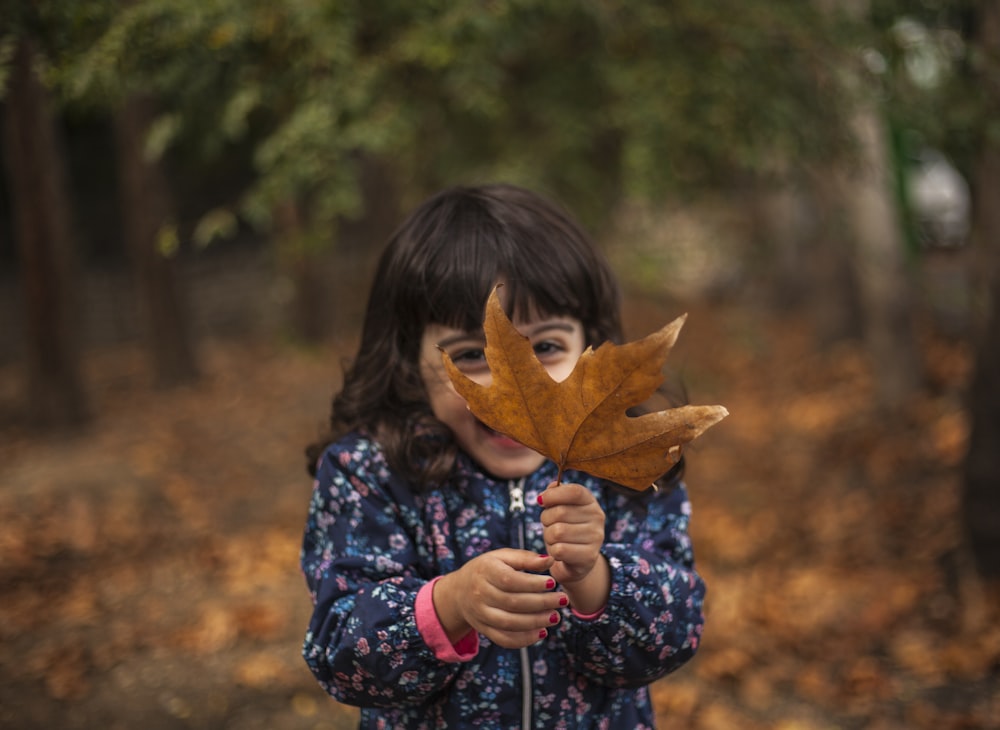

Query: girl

[301,184,705,729]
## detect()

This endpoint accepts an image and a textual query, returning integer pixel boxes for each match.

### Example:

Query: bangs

[412,188,610,337]
[422,231,591,333]
[378,184,622,360]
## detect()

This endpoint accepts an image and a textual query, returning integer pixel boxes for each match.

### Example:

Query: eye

[453,348,485,362]
[532,340,565,360]
[450,348,489,375]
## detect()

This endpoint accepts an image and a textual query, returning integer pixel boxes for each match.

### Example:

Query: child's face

[419,312,586,479]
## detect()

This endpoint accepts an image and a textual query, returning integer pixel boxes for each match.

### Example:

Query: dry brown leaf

[441,287,728,490]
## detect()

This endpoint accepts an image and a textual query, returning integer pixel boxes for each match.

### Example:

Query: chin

[473,448,546,480]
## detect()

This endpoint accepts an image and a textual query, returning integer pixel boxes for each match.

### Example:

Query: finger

[484,570,566,606]
[543,516,604,559]
[483,625,553,650]
[537,482,594,508]
[483,583,569,615]
[539,504,602,528]
[492,548,557,573]
[549,561,592,586]
[464,604,563,649]
[473,553,559,600]
[544,541,599,565]
[475,604,563,644]
[540,495,605,529]
[478,601,563,629]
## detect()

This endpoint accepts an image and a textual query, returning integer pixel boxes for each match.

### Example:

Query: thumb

[495,548,556,572]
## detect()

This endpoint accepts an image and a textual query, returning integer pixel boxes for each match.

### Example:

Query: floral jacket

[300,432,705,729]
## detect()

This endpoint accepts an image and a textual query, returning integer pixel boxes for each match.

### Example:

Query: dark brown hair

[306,183,623,484]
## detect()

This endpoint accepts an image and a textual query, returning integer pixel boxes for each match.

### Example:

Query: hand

[432,550,567,649]
[538,481,611,614]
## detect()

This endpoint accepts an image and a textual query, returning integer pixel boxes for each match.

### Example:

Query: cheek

[548,363,574,383]
[546,354,583,383]
[434,389,463,420]
[423,372,467,422]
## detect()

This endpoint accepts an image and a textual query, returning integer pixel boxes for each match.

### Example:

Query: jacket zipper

[509,478,532,730]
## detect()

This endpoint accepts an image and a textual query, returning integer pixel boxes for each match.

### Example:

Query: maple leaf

[440,288,729,491]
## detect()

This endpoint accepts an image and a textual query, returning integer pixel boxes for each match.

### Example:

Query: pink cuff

[571,605,606,621]
[415,577,479,663]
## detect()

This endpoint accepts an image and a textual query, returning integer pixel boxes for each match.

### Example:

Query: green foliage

[11,0,873,241]
[871,0,991,176]
[600,2,856,193]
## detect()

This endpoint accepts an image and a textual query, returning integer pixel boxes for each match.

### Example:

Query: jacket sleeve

[557,481,706,688]
[300,442,464,707]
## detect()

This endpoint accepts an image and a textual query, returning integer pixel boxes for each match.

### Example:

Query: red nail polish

[559,596,568,606]
[549,612,559,624]
[538,629,548,639]
[545,578,556,590]
[536,495,544,506]
[538,553,548,559]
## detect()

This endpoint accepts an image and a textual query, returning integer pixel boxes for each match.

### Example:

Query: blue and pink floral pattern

[301,433,705,728]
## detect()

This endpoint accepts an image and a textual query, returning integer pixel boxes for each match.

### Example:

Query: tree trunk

[964,255,1000,580]
[2,37,89,428]
[803,169,866,345]
[273,199,329,344]
[114,95,199,386]
[843,107,922,407]
[962,0,1000,581]
[812,0,921,407]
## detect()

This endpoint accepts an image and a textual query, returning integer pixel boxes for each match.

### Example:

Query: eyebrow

[435,319,578,350]
[525,321,578,339]
[436,331,485,350]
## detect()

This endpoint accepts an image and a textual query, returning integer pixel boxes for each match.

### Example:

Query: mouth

[476,419,527,450]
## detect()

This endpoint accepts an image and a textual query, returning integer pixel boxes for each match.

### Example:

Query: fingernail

[538,553,549,559]
[559,596,568,606]
[549,612,559,624]
[545,578,556,590]
[538,629,548,639]
[536,495,544,506]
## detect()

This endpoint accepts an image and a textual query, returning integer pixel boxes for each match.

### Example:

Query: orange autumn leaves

[441,289,728,490]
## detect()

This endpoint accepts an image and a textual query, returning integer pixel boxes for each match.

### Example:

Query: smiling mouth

[476,420,527,448]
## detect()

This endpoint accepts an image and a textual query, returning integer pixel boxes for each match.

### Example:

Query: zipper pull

[508,480,525,514]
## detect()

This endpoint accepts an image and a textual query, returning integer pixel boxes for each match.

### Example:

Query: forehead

[423,315,583,346]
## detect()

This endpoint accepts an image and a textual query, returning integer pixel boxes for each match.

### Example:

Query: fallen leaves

[441,288,728,490]
[0,299,995,730]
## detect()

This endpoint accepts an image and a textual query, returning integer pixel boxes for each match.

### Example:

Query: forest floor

[0,295,997,729]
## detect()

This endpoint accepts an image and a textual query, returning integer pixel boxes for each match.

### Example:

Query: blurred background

[1,1,998,728]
